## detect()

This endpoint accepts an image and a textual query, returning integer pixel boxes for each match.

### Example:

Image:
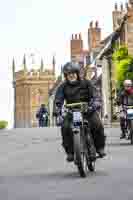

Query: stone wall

[13,67,56,128]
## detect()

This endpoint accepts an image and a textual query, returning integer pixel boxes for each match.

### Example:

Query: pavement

[0,126,132,200]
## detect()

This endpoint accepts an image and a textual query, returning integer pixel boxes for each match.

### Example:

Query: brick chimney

[88,21,101,51]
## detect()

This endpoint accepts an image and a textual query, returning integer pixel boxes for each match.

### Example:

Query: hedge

[0,121,8,129]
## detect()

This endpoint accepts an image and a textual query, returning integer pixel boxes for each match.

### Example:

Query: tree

[112,46,133,90]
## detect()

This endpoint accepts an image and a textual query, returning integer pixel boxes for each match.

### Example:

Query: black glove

[56,115,63,126]
[95,103,101,110]
[53,108,61,117]
[88,106,95,113]
[53,101,62,117]
[88,101,101,112]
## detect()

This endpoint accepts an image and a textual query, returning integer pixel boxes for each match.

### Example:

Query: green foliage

[112,46,128,61]
[0,121,8,129]
[112,46,133,89]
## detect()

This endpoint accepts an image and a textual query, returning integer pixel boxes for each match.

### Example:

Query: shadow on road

[120,142,132,146]
[0,170,109,183]
[107,141,131,147]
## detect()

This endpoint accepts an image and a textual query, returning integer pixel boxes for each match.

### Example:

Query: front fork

[122,118,132,139]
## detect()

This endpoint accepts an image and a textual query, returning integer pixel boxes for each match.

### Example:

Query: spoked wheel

[87,161,95,172]
[125,130,130,140]
[78,152,88,177]
[74,132,88,178]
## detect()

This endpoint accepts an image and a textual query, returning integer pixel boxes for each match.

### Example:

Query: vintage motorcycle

[125,105,133,144]
[62,102,97,178]
[119,105,133,144]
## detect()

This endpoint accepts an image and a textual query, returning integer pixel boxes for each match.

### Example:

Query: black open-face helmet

[63,62,80,78]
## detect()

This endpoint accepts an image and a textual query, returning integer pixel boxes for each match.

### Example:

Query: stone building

[12,55,56,128]
[108,0,133,121]
[112,0,133,88]
[84,0,133,124]
[48,75,62,126]
[113,0,133,51]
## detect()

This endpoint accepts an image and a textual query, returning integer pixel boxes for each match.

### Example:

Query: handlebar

[65,102,88,108]
[126,106,133,109]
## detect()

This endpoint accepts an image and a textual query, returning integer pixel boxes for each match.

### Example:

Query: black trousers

[120,117,127,133]
[39,119,48,127]
[61,111,106,154]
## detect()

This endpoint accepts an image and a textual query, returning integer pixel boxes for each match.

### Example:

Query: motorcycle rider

[53,62,106,162]
[116,79,133,139]
[36,104,48,127]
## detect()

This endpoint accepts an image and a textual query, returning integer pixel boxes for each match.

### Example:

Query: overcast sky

[0,0,126,128]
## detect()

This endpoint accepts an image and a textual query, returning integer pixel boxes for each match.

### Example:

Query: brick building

[70,21,102,79]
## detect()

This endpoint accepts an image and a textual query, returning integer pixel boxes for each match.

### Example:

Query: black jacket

[53,79,98,114]
[116,90,133,106]
[36,107,48,120]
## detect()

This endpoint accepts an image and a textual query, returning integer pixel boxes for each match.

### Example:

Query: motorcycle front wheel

[74,131,88,178]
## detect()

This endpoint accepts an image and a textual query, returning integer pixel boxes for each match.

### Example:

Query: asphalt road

[0,127,132,200]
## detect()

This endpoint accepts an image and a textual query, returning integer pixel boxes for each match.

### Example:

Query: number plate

[127,109,133,115]
[73,112,82,123]
[127,109,133,119]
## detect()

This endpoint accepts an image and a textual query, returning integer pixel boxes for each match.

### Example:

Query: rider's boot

[66,145,74,162]
[89,146,96,161]
[66,153,74,162]
[97,148,106,158]
[120,130,126,139]
[127,132,131,140]
[62,144,74,162]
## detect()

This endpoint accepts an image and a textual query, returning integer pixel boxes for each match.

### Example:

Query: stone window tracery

[31,88,43,106]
